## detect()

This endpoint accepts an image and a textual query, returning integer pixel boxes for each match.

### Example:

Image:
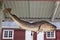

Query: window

[46,31,55,39]
[3,30,14,39]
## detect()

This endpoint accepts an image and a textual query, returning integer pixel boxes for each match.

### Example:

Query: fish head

[40,23,56,32]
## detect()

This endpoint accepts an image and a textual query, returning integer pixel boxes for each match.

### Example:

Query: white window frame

[46,31,56,39]
[3,29,14,39]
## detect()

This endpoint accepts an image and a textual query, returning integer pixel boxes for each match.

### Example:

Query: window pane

[48,35,50,37]
[51,33,54,35]
[51,32,54,37]
[9,31,12,37]
[47,33,50,35]
[47,32,50,34]
[51,35,54,37]
[47,32,50,37]
[4,31,8,37]
[51,32,54,33]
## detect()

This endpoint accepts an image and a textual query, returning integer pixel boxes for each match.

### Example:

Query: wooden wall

[44,30,60,40]
[2,29,37,40]
[56,30,60,40]
[14,29,25,40]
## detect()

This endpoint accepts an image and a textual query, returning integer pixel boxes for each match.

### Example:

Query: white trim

[25,30,33,40]
[3,29,14,39]
[46,31,56,39]
[37,32,44,40]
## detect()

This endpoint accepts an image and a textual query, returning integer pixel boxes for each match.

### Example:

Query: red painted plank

[56,30,60,40]
[33,32,37,40]
[14,29,25,40]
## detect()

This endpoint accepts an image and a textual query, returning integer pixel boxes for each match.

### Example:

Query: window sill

[46,37,55,39]
[3,37,13,39]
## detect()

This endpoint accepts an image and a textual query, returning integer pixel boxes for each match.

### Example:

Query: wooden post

[33,32,37,40]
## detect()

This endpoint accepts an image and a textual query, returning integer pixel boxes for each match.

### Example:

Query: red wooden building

[1,21,60,40]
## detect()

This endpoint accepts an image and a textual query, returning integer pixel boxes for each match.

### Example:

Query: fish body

[3,8,56,32]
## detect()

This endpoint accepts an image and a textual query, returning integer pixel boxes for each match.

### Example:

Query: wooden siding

[2,29,25,40]
[2,29,60,40]
[56,30,60,40]
[14,29,25,40]
[2,28,37,40]
[33,32,37,40]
